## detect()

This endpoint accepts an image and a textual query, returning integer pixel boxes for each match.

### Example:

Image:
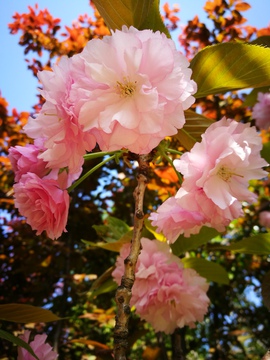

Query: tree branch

[172,328,185,360]
[113,154,151,360]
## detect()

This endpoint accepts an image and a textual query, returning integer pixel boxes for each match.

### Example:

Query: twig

[113,154,151,360]
[172,328,185,360]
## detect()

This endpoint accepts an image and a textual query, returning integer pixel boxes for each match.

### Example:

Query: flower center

[116,77,137,98]
[44,113,61,121]
[217,165,244,182]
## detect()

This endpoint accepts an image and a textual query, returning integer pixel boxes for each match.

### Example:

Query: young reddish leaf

[234,2,251,11]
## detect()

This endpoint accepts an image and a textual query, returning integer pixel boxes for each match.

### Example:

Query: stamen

[44,113,61,121]
[116,77,137,98]
[217,165,244,182]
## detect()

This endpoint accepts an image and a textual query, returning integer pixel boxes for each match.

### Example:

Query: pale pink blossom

[76,26,197,154]
[24,56,96,175]
[252,92,270,130]
[150,187,242,242]
[174,118,268,209]
[9,141,48,182]
[150,118,267,240]
[149,195,205,241]
[259,211,270,228]
[18,330,58,360]
[13,173,69,239]
[9,139,80,189]
[112,238,210,333]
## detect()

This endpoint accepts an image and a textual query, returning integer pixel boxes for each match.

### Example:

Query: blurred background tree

[0,0,270,359]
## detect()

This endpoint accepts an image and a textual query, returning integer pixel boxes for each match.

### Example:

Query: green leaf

[183,110,214,139]
[251,35,270,47]
[175,110,214,149]
[0,304,60,323]
[83,230,133,252]
[171,227,220,256]
[182,257,230,285]
[89,278,118,299]
[175,128,196,150]
[262,270,270,310]
[261,142,270,164]
[144,218,166,242]
[139,0,170,37]
[92,0,169,36]
[93,216,131,243]
[0,329,39,360]
[190,43,270,98]
[211,233,270,255]
[243,86,269,107]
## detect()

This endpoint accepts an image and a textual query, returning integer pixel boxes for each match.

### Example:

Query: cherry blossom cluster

[150,118,268,242]
[252,92,270,130]
[17,330,58,360]
[9,26,196,239]
[112,238,210,333]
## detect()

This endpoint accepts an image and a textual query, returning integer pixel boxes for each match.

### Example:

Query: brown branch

[172,328,185,360]
[113,154,151,360]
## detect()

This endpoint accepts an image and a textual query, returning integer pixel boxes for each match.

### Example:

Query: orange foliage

[147,166,179,202]
[162,2,180,31]
[8,1,110,80]
[179,0,261,59]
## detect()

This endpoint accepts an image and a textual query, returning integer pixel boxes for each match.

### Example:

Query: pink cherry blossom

[149,195,206,241]
[24,56,96,175]
[150,118,267,240]
[174,118,268,209]
[18,330,58,360]
[13,173,69,239]
[259,211,270,228]
[150,187,242,242]
[75,26,197,154]
[112,238,210,333]
[252,92,270,130]
[9,141,48,182]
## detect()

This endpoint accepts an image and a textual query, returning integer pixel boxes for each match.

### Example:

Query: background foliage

[0,0,270,359]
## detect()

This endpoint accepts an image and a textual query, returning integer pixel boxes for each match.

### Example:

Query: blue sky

[0,0,269,113]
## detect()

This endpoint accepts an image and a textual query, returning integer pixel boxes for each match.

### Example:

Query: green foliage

[211,233,270,255]
[243,86,270,106]
[191,43,270,98]
[261,142,270,164]
[2,0,270,359]
[92,0,170,36]
[0,329,39,360]
[251,35,270,47]
[0,304,61,323]
[175,110,214,150]
[182,257,230,285]
[93,216,131,243]
[171,227,220,256]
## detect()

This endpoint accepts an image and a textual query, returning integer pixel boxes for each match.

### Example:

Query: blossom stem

[166,148,183,156]
[159,148,183,184]
[67,154,117,193]
[113,153,152,360]
[83,150,126,161]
